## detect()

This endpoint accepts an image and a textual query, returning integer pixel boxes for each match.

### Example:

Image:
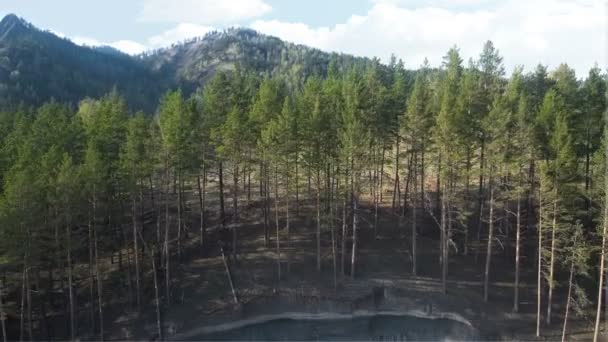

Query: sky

[0,0,605,75]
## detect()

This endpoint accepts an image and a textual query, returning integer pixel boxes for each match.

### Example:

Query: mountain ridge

[0,14,378,112]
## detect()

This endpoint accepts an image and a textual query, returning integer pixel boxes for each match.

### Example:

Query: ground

[103,177,604,341]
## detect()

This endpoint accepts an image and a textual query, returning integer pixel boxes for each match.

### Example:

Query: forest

[0,40,607,341]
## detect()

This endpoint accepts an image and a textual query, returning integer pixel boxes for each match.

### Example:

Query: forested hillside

[141,27,381,95]
[0,14,161,111]
[0,13,607,342]
[0,14,378,112]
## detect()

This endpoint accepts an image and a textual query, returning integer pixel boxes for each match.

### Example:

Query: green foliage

[159,89,199,172]
[0,36,605,341]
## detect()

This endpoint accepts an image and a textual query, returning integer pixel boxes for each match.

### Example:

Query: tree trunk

[464,148,471,255]
[593,147,608,341]
[547,187,557,325]
[247,162,252,206]
[316,170,322,273]
[197,171,205,249]
[275,165,281,281]
[220,247,238,304]
[307,166,312,199]
[341,173,347,277]
[351,191,358,279]
[233,163,239,260]
[177,171,182,262]
[447,174,453,286]
[477,138,485,234]
[375,157,380,238]
[421,150,425,206]
[121,223,134,308]
[412,152,417,276]
[441,180,447,294]
[380,145,386,203]
[260,161,264,198]
[402,153,414,215]
[132,194,141,312]
[164,156,171,306]
[475,199,485,263]
[585,131,592,211]
[286,166,291,275]
[332,171,338,289]
[219,161,226,226]
[37,269,50,341]
[295,153,299,216]
[65,218,76,340]
[514,181,522,313]
[151,250,163,341]
[53,208,65,321]
[25,266,32,341]
[151,182,160,254]
[437,154,442,218]
[537,179,543,338]
[88,207,95,332]
[562,240,576,342]
[0,279,6,342]
[19,264,25,342]
[93,214,104,341]
[263,162,269,247]
[392,142,399,211]
[266,164,271,246]
[484,174,494,302]
[371,149,376,199]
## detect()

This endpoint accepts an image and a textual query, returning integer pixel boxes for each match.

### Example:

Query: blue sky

[1,0,605,75]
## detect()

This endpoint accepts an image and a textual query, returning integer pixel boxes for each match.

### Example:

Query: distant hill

[0,14,377,112]
[140,28,371,94]
[0,14,162,111]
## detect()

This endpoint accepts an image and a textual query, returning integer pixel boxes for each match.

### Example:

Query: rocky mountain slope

[0,14,371,112]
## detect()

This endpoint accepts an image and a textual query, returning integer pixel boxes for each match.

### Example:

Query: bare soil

[106,178,602,341]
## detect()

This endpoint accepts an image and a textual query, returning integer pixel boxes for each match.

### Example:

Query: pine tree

[120,112,154,312]
[436,46,464,294]
[56,154,81,340]
[403,60,432,275]
[219,104,251,259]
[250,77,283,246]
[580,66,606,205]
[339,67,370,278]
[594,101,608,342]
[81,144,106,340]
[203,72,233,227]
[537,87,577,327]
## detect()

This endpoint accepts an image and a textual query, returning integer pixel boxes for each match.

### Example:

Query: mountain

[0,14,162,111]
[0,14,374,112]
[141,28,369,94]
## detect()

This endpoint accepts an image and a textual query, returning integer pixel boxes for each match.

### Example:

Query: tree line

[0,41,607,341]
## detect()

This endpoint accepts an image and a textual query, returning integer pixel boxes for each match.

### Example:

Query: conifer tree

[436,46,463,294]
[403,60,432,275]
[250,77,283,246]
[339,67,370,278]
[203,72,233,227]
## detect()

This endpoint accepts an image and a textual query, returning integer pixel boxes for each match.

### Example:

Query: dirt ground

[104,178,604,341]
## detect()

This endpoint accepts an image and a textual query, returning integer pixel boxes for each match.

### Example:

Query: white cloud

[49,29,146,55]
[252,0,606,75]
[138,0,271,25]
[67,35,147,55]
[54,22,213,55]
[70,35,102,47]
[148,23,214,47]
[371,0,495,8]
[110,40,148,55]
